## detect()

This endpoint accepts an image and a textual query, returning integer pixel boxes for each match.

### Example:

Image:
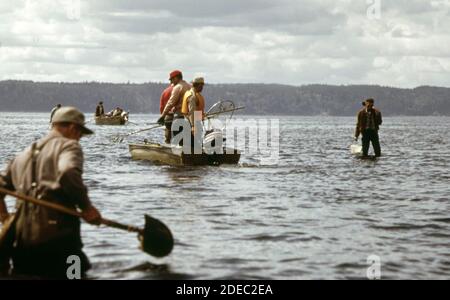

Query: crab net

[204,100,237,132]
[205,100,237,119]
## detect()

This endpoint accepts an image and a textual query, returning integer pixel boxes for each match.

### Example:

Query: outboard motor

[121,111,129,122]
[203,130,226,154]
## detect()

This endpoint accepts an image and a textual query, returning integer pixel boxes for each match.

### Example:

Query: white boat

[129,141,240,166]
[95,114,128,125]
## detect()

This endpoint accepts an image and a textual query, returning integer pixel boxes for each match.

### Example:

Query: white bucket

[350,144,362,155]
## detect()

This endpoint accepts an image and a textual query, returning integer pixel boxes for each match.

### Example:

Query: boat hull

[95,116,127,125]
[129,142,240,166]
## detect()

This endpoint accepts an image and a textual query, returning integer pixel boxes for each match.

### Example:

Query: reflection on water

[1,113,449,279]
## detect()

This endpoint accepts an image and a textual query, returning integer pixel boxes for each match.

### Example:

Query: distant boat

[95,114,128,125]
[129,141,241,166]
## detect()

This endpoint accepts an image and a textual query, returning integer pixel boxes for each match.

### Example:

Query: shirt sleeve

[159,93,164,114]
[355,111,361,137]
[0,162,15,214]
[0,161,15,191]
[163,85,182,115]
[58,141,91,210]
[188,94,197,113]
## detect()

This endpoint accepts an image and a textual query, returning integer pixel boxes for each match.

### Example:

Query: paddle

[112,124,163,143]
[0,187,174,258]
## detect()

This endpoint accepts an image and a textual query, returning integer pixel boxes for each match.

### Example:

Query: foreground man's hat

[52,106,94,135]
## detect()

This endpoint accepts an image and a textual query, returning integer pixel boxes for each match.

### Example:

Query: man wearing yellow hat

[181,77,206,134]
[177,77,207,152]
[0,106,102,278]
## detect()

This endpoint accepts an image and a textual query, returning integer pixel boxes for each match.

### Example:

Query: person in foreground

[355,98,383,157]
[0,106,102,279]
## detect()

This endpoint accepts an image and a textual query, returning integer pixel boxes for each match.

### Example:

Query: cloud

[0,0,449,87]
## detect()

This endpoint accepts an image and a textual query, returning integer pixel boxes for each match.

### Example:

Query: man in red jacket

[159,84,173,143]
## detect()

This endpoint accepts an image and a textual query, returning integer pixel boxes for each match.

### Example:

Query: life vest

[181,89,205,118]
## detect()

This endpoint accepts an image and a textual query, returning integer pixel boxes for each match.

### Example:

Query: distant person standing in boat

[95,101,105,117]
[157,70,191,143]
[159,84,174,144]
[355,98,383,157]
[50,104,61,123]
[0,106,102,278]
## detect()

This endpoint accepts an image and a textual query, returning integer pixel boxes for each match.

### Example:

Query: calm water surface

[0,113,449,279]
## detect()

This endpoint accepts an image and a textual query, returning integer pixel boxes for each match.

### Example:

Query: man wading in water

[0,106,102,279]
[355,98,383,157]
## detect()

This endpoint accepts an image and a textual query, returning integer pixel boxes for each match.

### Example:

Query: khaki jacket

[181,88,206,132]
[0,130,91,249]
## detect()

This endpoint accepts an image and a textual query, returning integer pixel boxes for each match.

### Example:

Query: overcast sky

[1,0,449,87]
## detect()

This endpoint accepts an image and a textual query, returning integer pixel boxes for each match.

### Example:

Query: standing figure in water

[355,98,383,157]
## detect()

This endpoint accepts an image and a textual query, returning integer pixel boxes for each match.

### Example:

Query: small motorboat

[128,100,244,166]
[95,114,128,125]
[129,139,240,166]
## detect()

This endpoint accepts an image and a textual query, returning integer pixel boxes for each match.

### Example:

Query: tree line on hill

[0,80,449,116]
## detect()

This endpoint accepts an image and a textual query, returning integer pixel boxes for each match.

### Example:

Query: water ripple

[1,114,449,279]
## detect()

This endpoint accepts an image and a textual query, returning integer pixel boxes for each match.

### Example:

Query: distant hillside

[0,80,449,116]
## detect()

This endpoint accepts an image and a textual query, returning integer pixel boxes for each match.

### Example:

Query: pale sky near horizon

[1,0,449,87]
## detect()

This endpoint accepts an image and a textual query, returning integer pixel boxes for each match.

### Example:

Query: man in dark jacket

[0,107,102,278]
[355,98,383,157]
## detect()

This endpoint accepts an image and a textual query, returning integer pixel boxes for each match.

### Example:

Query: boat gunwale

[95,115,127,125]
[128,142,241,166]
